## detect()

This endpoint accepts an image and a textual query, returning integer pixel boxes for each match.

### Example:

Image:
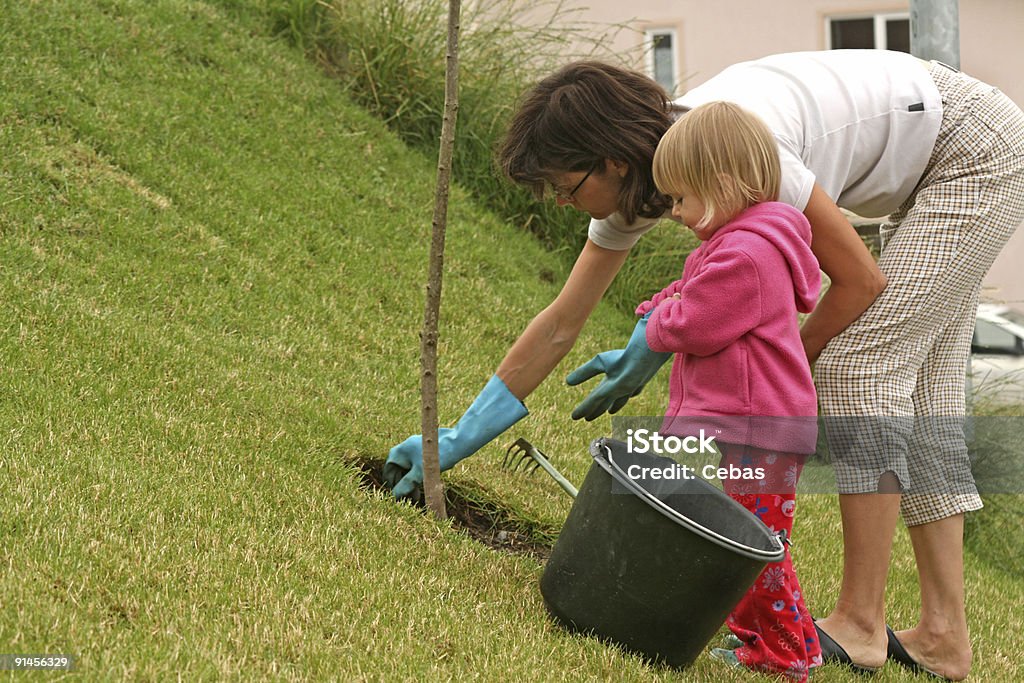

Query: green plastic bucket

[540,437,786,669]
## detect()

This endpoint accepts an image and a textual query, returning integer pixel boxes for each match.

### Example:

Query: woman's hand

[383,375,527,499]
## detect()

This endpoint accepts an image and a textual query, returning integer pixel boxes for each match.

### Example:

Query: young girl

[640,101,822,681]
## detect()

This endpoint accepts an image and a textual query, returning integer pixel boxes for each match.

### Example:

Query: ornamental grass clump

[271,0,699,312]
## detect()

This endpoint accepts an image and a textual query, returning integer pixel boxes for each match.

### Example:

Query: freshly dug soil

[356,459,552,560]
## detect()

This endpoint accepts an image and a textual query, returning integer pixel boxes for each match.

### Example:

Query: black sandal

[814,621,879,676]
[886,625,952,681]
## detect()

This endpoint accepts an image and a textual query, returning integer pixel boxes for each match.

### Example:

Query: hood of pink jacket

[710,203,819,314]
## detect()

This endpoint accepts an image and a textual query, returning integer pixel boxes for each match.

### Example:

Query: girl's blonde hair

[652,101,781,229]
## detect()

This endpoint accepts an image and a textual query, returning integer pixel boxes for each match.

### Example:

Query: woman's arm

[497,238,630,398]
[800,183,887,362]
[384,239,630,498]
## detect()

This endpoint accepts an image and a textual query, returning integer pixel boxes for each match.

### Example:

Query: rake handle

[520,441,578,499]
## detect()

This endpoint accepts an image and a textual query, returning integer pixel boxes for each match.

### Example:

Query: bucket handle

[592,438,786,563]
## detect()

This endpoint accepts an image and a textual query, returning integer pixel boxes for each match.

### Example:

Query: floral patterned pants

[718,443,822,682]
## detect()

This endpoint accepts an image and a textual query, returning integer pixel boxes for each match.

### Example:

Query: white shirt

[589,50,943,251]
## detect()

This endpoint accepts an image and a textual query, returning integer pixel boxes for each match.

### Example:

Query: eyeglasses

[551,163,598,202]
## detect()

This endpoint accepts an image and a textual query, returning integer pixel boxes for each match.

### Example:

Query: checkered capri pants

[816,61,1024,526]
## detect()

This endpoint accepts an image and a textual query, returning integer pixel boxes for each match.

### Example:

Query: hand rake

[503,438,578,498]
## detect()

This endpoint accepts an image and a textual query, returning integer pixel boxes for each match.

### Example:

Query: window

[827,13,910,52]
[645,29,678,95]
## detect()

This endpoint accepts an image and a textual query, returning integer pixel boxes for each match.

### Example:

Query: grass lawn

[0,1,1020,680]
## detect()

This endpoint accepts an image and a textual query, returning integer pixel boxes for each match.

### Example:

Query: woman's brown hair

[497,61,677,224]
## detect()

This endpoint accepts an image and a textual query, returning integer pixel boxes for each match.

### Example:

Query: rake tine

[502,441,518,469]
[502,438,578,498]
[502,441,531,473]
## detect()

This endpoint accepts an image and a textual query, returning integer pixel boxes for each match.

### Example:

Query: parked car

[971,304,1024,404]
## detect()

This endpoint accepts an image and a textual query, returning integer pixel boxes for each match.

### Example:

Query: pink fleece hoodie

[638,202,821,453]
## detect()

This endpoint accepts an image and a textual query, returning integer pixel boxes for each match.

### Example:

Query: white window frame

[644,28,679,95]
[825,12,910,50]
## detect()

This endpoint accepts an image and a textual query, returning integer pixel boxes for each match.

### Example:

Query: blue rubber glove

[566,310,673,421]
[384,375,528,500]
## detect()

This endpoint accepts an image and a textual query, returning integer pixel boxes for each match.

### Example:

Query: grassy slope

[0,1,1019,680]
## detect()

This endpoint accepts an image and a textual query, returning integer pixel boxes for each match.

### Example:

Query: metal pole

[910,0,960,68]
[910,0,968,425]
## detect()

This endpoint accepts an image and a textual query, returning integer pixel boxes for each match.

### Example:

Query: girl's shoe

[709,647,742,668]
[711,646,816,680]
[722,634,744,649]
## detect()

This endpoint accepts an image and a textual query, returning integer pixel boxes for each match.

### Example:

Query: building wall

[519,0,1024,307]
[959,0,1024,307]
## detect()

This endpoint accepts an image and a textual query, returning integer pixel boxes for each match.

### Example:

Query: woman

[384,51,1024,680]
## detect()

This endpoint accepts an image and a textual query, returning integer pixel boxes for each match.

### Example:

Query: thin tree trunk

[420,0,461,520]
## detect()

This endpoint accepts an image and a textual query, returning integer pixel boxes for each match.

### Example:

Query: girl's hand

[635,281,685,317]
[658,293,682,306]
